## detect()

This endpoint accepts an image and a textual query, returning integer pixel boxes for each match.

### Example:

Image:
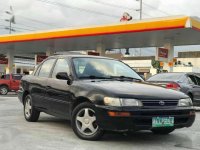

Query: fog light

[108,111,131,117]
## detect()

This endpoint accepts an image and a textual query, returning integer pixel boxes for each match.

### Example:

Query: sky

[0,0,200,56]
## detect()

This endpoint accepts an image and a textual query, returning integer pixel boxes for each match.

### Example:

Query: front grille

[141,100,178,107]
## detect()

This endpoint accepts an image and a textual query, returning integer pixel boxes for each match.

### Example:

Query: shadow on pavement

[0,92,17,97]
[35,115,195,149]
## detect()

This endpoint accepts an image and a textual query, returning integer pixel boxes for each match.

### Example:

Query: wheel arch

[0,84,9,89]
[71,96,92,112]
[22,91,30,105]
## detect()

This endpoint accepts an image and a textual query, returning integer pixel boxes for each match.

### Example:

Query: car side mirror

[56,72,72,85]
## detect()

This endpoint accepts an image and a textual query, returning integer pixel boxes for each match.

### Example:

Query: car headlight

[104,97,121,106]
[178,98,193,107]
[104,97,143,107]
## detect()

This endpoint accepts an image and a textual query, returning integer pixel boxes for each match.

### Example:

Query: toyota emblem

[159,101,165,106]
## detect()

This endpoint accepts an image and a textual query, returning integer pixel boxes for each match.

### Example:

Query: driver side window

[1,74,10,80]
[51,59,70,79]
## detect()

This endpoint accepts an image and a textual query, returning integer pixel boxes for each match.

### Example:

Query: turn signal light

[108,111,131,117]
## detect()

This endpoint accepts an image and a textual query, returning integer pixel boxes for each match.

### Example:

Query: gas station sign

[168,61,174,67]
[87,51,100,56]
[160,62,164,67]
[156,48,169,62]
[173,58,177,62]
[35,55,48,64]
[120,12,132,22]
[0,58,8,64]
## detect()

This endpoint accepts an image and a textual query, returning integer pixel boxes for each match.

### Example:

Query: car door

[46,58,72,118]
[187,75,200,101]
[31,58,56,111]
[193,75,200,101]
[10,74,22,91]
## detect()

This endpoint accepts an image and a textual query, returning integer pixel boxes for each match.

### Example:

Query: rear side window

[5,75,10,80]
[1,75,5,79]
[181,75,189,83]
[38,59,56,78]
[1,74,10,80]
[12,75,22,80]
[51,59,70,79]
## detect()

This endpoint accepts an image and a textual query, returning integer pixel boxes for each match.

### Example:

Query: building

[0,56,35,75]
[174,51,200,72]
[121,51,200,77]
[122,56,155,74]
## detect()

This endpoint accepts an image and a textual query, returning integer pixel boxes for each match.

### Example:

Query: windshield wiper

[79,75,111,79]
[79,75,142,81]
[110,76,142,81]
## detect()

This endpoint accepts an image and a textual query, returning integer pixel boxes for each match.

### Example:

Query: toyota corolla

[18,55,195,140]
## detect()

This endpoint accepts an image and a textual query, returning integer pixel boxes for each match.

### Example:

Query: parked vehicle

[18,55,195,140]
[147,72,200,106]
[0,74,23,95]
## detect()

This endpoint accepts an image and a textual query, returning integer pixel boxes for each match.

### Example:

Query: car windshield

[147,73,184,81]
[72,57,142,80]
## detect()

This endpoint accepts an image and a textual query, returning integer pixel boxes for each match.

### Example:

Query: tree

[151,60,162,73]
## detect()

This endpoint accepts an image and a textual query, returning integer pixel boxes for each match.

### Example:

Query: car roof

[153,72,200,75]
[152,72,186,76]
[149,72,200,80]
[48,54,116,60]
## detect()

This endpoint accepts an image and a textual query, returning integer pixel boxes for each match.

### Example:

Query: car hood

[78,80,188,100]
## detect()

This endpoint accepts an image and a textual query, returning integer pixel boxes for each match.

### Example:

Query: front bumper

[95,105,195,131]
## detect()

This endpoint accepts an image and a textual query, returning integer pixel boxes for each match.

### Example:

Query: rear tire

[24,94,40,122]
[0,86,8,95]
[71,102,104,140]
[151,128,175,135]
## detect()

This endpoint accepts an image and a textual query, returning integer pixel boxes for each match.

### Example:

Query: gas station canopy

[0,15,200,54]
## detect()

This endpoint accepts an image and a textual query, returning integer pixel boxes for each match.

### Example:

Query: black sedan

[147,72,200,106]
[18,55,195,140]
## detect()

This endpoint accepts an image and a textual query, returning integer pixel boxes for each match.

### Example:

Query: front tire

[71,102,104,140]
[151,128,175,134]
[24,94,40,122]
[0,86,8,95]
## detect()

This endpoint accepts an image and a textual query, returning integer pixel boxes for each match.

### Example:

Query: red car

[0,74,23,95]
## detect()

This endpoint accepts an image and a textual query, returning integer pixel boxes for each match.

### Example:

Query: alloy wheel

[0,87,8,95]
[25,97,32,118]
[75,108,98,136]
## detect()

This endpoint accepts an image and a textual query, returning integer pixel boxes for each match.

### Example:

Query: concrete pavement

[0,96,200,150]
